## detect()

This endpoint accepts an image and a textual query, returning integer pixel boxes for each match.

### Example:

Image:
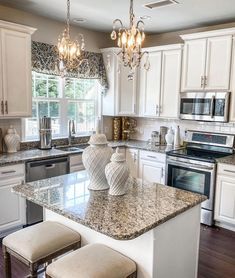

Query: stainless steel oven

[166,156,215,225]
[180,92,230,122]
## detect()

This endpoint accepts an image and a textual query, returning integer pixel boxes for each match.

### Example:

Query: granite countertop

[216,154,235,166]
[12,171,206,240]
[0,140,173,167]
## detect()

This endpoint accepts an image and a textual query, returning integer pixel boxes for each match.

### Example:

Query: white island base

[45,204,201,278]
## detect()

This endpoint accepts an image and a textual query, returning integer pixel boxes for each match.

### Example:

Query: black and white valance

[31,41,108,91]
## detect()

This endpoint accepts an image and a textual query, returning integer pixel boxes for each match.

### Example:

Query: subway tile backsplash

[103,116,235,143]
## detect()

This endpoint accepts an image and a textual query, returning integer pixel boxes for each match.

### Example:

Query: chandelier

[110,0,148,78]
[57,0,85,75]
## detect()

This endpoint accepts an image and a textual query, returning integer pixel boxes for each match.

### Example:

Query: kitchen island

[13,171,206,278]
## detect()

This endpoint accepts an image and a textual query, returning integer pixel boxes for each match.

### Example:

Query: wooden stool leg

[3,246,11,278]
[29,263,38,278]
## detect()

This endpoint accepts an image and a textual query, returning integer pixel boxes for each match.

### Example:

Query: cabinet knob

[204,76,208,86]
[156,105,159,115]
[1,101,4,115]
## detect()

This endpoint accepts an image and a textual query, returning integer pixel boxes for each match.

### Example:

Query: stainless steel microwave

[179,92,230,122]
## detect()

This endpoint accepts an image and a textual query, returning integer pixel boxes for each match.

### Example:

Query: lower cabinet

[215,164,235,229]
[69,154,85,173]
[0,164,26,236]
[139,150,166,184]
[125,148,139,179]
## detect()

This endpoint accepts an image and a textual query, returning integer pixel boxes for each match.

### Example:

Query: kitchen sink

[55,144,88,152]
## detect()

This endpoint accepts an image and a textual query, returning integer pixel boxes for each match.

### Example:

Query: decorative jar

[82,134,113,190]
[105,148,130,196]
[4,125,20,153]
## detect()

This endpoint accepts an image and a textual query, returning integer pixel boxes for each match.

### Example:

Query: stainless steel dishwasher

[25,156,69,225]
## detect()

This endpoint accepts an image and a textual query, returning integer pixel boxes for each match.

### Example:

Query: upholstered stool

[46,243,137,278]
[2,221,81,278]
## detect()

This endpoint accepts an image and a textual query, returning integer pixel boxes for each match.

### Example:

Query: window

[24,72,100,141]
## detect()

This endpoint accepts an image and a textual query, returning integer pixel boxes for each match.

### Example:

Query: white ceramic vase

[82,134,113,190]
[4,125,20,153]
[165,127,174,146]
[105,148,130,196]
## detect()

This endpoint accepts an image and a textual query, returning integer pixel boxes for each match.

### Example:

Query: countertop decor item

[105,147,130,196]
[165,127,174,146]
[174,125,181,148]
[82,133,113,190]
[113,117,122,141]
[57,0,85,75]
[4,125,20,153]
[110,0,149,79]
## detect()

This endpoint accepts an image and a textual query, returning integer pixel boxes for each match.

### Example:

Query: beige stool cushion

[46,243,137,278]
[3,221,80,263]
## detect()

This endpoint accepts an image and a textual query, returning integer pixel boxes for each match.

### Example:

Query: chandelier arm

[113,19,123,29]
[137,20,145,29]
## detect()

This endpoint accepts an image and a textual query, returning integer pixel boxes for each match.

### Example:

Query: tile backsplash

[103,116,235,144]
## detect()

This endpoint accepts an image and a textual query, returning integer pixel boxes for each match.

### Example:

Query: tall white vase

[82,134,113,190]
[4,125,20,153]
[105,148,130,196]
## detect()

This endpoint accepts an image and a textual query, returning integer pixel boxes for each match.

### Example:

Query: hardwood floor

[0,225,234,278]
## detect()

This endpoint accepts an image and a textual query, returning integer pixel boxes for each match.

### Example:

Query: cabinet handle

[156,105,159,115]
[224,169,235,174]
[147,155,157,159]
[5,101,8,114]
[1,170,16,175]
[133,104,136,113]
[204,76,208,86]
[201,76,204,88]
[1,101,4,115]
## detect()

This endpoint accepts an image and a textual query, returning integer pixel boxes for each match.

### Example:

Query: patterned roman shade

[31,41,108,91]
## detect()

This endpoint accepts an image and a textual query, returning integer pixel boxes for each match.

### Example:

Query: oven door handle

[210,95,215,118]
[167,161,214,172]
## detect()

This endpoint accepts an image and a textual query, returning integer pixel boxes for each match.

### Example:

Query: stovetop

[167,147,231,163]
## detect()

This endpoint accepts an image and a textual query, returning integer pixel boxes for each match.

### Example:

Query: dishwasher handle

[45,164,56,169]
[27,157,68,168]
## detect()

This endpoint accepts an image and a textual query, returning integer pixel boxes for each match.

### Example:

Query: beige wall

[0,4,111,51]
[146,21,235,47]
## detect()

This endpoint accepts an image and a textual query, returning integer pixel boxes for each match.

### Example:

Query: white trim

[180,27,235,41]
[0,20,36,35]
[143,43,184,52]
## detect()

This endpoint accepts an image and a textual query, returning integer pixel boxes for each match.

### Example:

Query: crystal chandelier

[110,0,149,78]
[57,0,85,75]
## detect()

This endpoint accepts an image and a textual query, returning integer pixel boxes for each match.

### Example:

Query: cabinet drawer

[139,150,166,163]
[0,164,24,181]
[217,163,235,177]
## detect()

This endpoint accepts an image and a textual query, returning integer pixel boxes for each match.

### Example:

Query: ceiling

[1,0,235,33]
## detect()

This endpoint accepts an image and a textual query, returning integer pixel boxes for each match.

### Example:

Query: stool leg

[3,246,11,278]
[29,263,38,278]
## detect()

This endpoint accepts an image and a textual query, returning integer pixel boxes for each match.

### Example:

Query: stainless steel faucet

[68,120,76,146]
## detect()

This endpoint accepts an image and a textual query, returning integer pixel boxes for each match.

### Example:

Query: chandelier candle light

[57,0,85,75]
[111,0,149,79]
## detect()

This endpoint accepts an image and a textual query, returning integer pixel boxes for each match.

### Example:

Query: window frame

[22,72,101,141]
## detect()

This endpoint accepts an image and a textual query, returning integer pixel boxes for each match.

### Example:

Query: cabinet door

[101,51,116,116]
[181,39,207,91]
[205,35,232,90]
[140,51,162,117]
[215,175,235,225]
[126,148,138,178]
[117,62,137,116]
[139,158,164,184]
[0,31,3,116]
[1,29,32,117]
[0,179,26,232]
[160,49,182,118]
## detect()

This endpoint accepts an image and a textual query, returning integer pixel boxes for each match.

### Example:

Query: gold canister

[113,117,122,141]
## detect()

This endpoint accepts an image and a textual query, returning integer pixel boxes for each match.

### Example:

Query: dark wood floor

[0,225,234,278]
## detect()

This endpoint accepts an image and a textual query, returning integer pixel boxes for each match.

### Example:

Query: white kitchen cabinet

[0,20,36,118]
[139,150,166,185]
[125,148,138,178]
[215,163,235,230]
[181,28,235,92]
[69,154,85,173]
[0,164,26,236]
[139,44,182,118]
[101,48,137,116]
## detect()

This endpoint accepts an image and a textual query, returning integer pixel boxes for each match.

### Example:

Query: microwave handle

[210,95,215,118]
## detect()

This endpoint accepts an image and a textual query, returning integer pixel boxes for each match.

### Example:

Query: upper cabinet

[0,20,36,118]
[101,48,137,116]
[139,44,183,118]
[181,29,235,92]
